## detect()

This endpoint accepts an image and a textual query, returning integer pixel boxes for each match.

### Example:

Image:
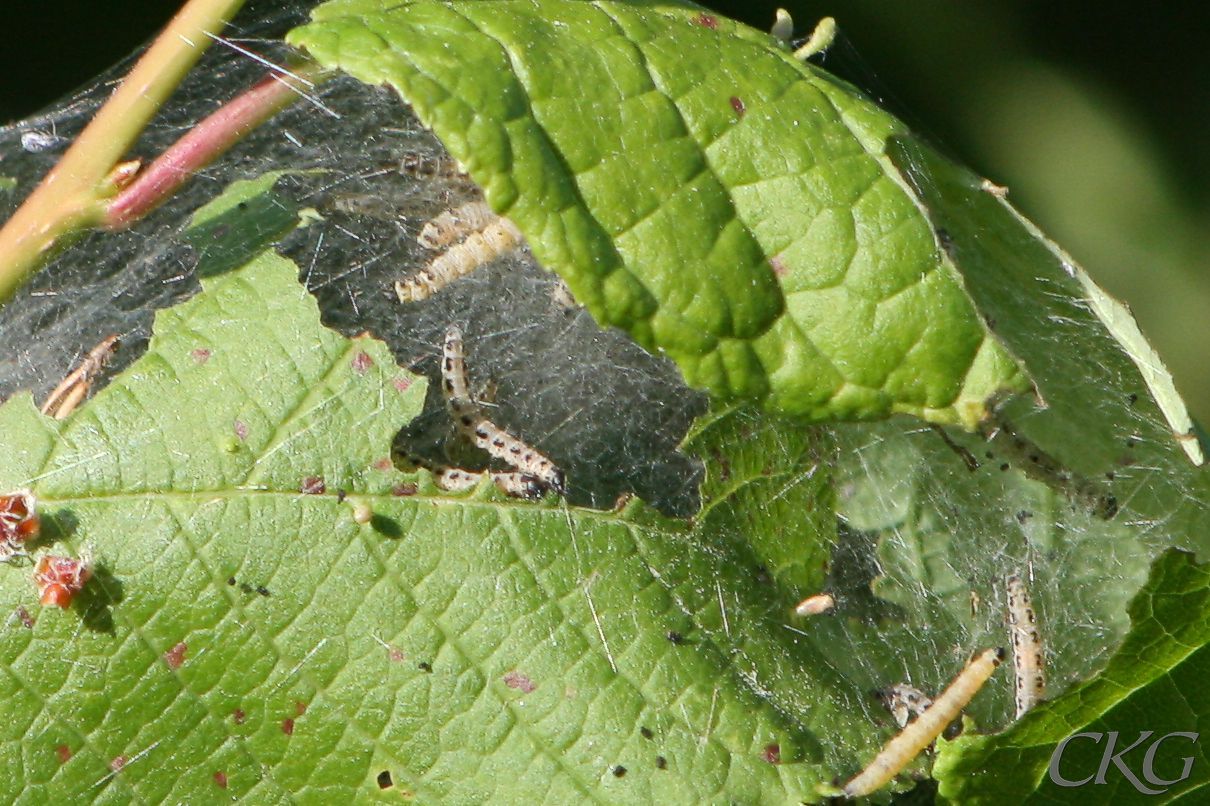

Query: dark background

[3,0,1208,424]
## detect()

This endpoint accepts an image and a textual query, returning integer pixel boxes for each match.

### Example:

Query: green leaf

[888,137,1210,537]
[0,246,906,802]
[185,171,312,278]
[934,549,1210,803]
[832,419,1157,721]
[286,0,1029,426]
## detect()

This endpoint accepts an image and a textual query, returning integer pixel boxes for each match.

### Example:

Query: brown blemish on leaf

[110,755,127,773]
[729,96,745,116]
[281,718,295,736]
[55,744,71,763]
[503,670,536,693]
[373,457,393,472]
[391,483,418,497]
[15,606,33,629]
[710,448,731,481]
[694,12,718,28]
[213,771,228,789]
[163,642,187,670]
[762,743,781,764]
[294,701,307,717]
[300,476,326,495]
[233,420,248,440]
[351,351,374,374]
[232,708,246,725]
[190,348,211,364]
[389,646,406,663]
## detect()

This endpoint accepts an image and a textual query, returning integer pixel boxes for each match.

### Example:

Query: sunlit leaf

[287,0,1029,426]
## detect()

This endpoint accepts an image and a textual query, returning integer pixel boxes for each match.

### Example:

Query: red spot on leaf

[15,606,34,629]
[110,755,127,773]
[729,96,745,116]
[163,642,187,670]
[391,483,418,497]
[294,701,307,717]
[191,348,211,364]
[351,351,374,374]
[55,744,71,763]
[503,671,536,693]
[0,490,38,557]
[232,708,246,725]
[393,377,412,392]
[34,555,92,609]
[300,477,326,495]
[694,12,718,28]
[281,718,294,735]
[373,457,394,472]
[213,770,228,789]
[233,420,248,440]
[762,743,781,764]
[389,646,406,663]
[769,255,788,277]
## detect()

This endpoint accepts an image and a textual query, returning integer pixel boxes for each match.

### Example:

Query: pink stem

[105,66,322,229]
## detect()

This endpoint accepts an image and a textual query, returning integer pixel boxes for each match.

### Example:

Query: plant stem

[105,64,324,228]
[0,0,248,305]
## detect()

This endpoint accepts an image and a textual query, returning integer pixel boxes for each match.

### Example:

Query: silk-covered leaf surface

[287,0,1031,427]
[934,550,1210,804]
[282,4,1210,795]
[0,243,892,802]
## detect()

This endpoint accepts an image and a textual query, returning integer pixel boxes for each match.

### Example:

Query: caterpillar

[417,200,497,250]
[396,217,523,302]
[1006,574,1046,718]
[441,325,565,493]
[843,648,1004,797]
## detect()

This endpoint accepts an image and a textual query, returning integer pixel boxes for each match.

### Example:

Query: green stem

[0,0,248,305]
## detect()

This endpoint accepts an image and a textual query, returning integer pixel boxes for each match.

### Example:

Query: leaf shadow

[369,513,404,539]
[33,509,123,633]
[35,508,78,549]
[75,562,123,635]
